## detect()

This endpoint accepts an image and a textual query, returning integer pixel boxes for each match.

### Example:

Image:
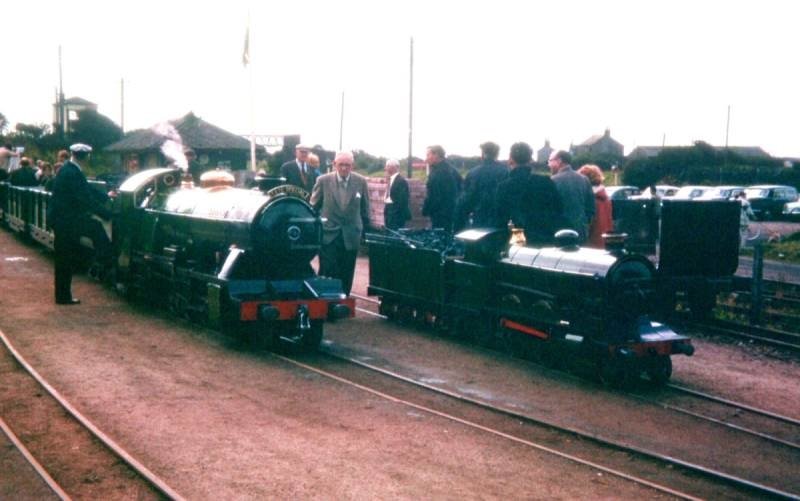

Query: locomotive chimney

[602,232,628,255]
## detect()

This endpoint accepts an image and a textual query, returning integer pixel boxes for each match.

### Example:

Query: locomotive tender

[367,200,741,385]
[0,168,354,350]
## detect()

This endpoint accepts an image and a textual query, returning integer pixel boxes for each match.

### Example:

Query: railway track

[0,329,183,501]
[349,292,800,499]
[629,384,800,451]
[686,317,800,353]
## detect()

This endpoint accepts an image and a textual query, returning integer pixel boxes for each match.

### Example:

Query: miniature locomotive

[367,200,740,386]
[1,169,354,350]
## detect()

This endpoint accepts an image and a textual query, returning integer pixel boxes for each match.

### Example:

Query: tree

[14,122,50,140]
[0,112,7,135]
[69,109,122,149]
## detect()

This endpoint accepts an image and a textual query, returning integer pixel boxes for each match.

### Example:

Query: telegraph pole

[58,45,65,138]
[407,37,414,178]
[120,78,125,133]
[338,91,345,151]
[722,104,731,183]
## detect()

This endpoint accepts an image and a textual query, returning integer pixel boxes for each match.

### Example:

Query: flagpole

[407,37,414,178]
[245,15,256,173]
[338,91,345,151]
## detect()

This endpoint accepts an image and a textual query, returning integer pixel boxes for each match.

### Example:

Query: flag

[242,26,250,67]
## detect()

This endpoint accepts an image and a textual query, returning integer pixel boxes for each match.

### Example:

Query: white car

[696,185,745,201]
[630,185,679,199]
[783,200,800,221]
[672,185,713,200]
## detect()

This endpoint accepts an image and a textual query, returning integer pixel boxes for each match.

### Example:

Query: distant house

[627,145,771,160]
[52,96,98,134]
[571,129,624,157]
[536,140,553,164]
[105,112,258,171]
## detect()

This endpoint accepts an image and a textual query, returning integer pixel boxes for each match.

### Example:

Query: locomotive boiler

[112,168,353,350]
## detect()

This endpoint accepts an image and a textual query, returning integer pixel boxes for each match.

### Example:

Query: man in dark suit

[9,157,39,186]
[383,159,411,230]
[281,144,318,193]
[310,151,371,295]
[496,142,563,246]
[456,141,508,230]
[422,145,462,233]
[549,149,595,243]
[48,143,112,305]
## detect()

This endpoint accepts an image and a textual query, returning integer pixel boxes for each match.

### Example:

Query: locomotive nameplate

[266,185,309,199]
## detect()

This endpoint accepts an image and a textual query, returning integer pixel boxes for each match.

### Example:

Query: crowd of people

[0,144,64,190]
[272,141,618,297]
[416,142,612,249]
[1,139,624,305]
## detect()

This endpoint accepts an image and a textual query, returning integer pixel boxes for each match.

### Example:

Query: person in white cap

[48,143,112,305]
[280,143,318,192]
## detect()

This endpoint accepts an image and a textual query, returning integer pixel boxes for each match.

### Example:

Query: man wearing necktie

[280,143,318,193]
[310,151,371,296]
[383,159,411,229]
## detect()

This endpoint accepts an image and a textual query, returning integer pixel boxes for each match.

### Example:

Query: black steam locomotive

[0,169,353,350]
[367,200,741,386]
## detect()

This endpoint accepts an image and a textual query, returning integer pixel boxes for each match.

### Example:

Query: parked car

[696,185,745,201]
[605,185,641,200]
[672,186,713,200]
[630,185,679,200]
[744,185,799,220]
[783,200,800,221]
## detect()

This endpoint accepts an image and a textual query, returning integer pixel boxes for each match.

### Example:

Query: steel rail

[348,302,799,499]
[0,415,70,500]
[668,383,800,427]
[0,328,185,501]
[272,352,703,501]
[626,392,800,451]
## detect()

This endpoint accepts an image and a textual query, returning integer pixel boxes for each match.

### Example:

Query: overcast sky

[3,0,798,159]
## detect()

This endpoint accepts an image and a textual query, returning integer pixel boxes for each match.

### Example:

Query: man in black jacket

[495,142,562,245]
[280,144,318,193]
[383,159,411,230]
[9,157,39,186]
[48,143,112,305]
[456,141,508,230]
[422,145,462,233]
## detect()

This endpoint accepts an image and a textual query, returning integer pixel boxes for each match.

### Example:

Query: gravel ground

[0,231,673,500]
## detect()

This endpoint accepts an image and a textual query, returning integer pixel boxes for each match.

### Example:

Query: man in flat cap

[48,144,112,305]
[281,143,318,193]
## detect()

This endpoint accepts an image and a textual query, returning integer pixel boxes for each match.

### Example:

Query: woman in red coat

[577,164,613,248]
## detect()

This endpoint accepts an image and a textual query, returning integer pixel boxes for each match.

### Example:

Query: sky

[3,0,799,160]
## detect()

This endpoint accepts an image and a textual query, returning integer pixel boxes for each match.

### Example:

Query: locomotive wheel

[598,357,635,389]
[502,331,540,362]
[397,305,416,326]
[645,356,672,386]
[471,317,497,348]
[379,300,397,321]
[688,286,717,320]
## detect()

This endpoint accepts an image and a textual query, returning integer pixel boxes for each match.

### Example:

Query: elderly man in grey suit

[548,150,595,243]
[310,151,371,295]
